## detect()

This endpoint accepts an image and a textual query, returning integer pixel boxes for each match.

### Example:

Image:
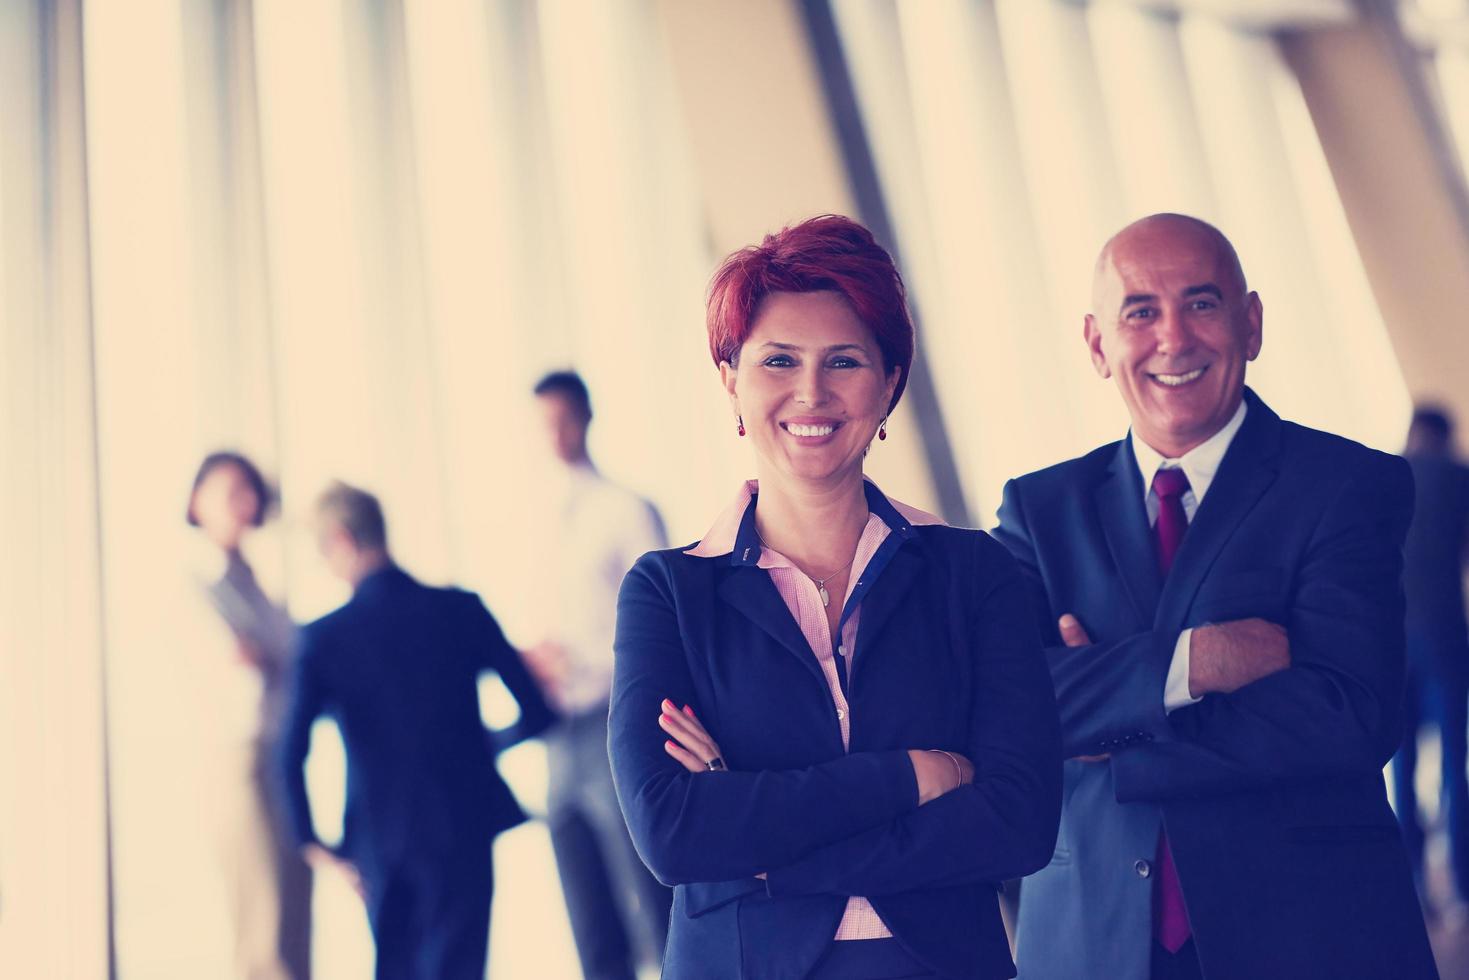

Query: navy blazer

[994,390,1436,979]
[610,483,1061,980]
[278,566,554,881]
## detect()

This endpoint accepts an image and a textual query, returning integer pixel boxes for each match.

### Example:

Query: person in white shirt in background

[526,371,673,980]
[185,451,312,980]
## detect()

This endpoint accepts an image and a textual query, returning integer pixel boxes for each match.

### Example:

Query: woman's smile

[780,416,844,444]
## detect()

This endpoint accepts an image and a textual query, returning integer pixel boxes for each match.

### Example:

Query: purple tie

[1151,466,1192,952]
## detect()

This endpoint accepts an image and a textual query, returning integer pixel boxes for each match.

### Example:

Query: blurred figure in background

[185,451,312,980]
[277,482,555,980]
[1393,405,1469,916]
[526,371,673,980]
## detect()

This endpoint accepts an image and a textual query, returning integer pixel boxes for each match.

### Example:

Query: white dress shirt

[1130,399,1249,713]
[548,463,668,714]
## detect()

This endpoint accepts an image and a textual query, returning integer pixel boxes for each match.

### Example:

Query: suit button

[1135,859,1151,878]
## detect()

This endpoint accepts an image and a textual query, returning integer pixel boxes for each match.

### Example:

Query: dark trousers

[1391,654,1469,901]
[1151,938,1203,980]
[548,707,672,980]
[367,846,494,980]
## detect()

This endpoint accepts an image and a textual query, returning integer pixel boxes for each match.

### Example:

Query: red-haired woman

[609,215,1061,978]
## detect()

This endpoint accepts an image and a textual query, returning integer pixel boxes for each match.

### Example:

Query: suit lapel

[850,539,924,672]
[716,566,829,688]
[1157,392,1282,628]
[1094,440,1163,624]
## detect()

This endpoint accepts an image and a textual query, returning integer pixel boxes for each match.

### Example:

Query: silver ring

[705,756,726,771]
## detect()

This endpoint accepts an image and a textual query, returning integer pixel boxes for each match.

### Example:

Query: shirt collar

[1131,398,1248,505]
[685,478,944,563]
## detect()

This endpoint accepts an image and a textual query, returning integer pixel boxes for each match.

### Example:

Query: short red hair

[706,214,914,412]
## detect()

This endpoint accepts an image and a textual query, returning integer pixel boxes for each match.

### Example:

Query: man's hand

[1057,614,1109,763]
[1189,618,1290,697]
[524,641,570,692]
[303,843,364,901]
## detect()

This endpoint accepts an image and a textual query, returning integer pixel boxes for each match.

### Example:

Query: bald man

[993,215,1435,979]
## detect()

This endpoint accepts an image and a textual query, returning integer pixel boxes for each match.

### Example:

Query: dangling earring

[878,417,887,441]
[737,415,746,437]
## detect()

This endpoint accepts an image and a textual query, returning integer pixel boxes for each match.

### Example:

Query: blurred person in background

[1392,405,1469,917]
[277,482,555,980]
[185,450,312,980]
[526,370,673,980]
[609,215,1061,979]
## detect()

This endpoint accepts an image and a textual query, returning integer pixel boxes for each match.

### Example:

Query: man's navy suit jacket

[278,566,554,884]
[993,389,1436,979]
[610,485,1061,980]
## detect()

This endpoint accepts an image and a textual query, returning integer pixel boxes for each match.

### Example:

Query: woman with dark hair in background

[609,215,1061,979]
[185,451,311,979]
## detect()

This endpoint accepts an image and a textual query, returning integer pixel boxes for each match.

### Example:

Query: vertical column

[177,0,278,459]
[1087,4,1217,221]
[253,0,449,614]
[0,0,113,975]
[1282,10,1469,429]
[85,0,242,970]
[994,0,1125,319]
[400,0,576,628]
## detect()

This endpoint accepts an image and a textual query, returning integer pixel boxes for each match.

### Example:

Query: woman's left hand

[659,699,727,773]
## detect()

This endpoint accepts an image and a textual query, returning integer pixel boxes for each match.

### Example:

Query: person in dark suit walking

[993,213,1436,979]
[1392,405,1469,912]
[277,482,555,980]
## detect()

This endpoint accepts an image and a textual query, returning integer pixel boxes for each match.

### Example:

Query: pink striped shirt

[686,480,944,940]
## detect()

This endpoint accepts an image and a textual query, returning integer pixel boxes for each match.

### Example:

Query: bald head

[1083,212,1263,458]
[1092,213,1247,314]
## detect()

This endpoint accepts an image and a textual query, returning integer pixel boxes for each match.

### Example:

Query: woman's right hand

[908,749,974,804]
[660,699,727,773]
